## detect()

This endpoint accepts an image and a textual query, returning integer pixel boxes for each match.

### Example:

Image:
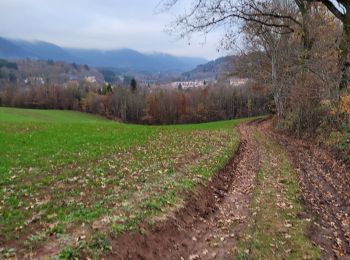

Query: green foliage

[56,234,111,260]
[0,248,16,259]
[99,83,113,95]
[130,78,137,92]
[0,59,18,70]
[57,247,80,260]
[49,223,65,236]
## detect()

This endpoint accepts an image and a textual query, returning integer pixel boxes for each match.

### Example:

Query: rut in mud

[108,120,350,259]
[108,123,261,259]
[264,121,350,259]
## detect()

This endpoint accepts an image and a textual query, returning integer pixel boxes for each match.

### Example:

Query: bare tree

[160,0,306,118]
[242,0,299,118]
[312,0,349,91]
[161,0,350,92]
[161,0,299,39]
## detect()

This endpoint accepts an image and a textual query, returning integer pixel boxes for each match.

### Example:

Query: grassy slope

[0,107,110,123]
[0,108,244,258]
[236,130,320,259]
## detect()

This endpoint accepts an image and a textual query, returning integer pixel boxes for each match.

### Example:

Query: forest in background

[0,79,270,125]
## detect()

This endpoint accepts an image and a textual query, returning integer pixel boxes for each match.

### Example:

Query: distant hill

[0,37,207,74]
[0,37,33,59]
[147,53,207,73]
[14,40,76,62]
[65,49,207,73]
[182,56,237,80]
[0,59,104,88]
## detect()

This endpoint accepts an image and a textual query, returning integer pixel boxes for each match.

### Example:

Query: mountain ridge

[182,56,236,80]
[0,37,207,74]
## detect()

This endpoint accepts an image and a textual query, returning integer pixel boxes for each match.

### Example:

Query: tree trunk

[271,52,284,118]
[339,15,350,93]
[298,1,312,65]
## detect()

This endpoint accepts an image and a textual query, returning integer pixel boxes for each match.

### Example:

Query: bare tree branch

[314,0,346,21]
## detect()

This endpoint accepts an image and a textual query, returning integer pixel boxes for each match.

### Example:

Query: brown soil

[108,120,350,259]
[107,123,261,260]
[8,119,349,259]
[260,121,350,259]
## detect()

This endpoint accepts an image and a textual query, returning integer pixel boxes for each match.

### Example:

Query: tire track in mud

[108,119,350,259]
[108,123,261,259]
[261,121,350,259]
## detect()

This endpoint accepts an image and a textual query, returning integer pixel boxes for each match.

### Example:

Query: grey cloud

[0,0,223,59]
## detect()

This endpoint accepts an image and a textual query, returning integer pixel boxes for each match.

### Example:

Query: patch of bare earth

[261,121,350,259]
[107,124,261,260]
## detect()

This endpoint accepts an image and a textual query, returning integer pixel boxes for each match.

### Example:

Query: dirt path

[108,123,261,259]
[261,121,350,259]
[107,120,350,259]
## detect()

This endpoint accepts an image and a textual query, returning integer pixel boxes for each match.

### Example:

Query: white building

[24,77,45,85]
[229,78,249,87]
[85,76,97,83]
[171,80,207,89]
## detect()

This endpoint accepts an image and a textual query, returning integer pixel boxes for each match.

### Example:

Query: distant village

[169,77,249,89]
[1,58,251,91]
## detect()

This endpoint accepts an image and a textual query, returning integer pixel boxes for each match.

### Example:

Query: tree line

[0,81,270,124]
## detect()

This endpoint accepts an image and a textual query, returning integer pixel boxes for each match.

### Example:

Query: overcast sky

[0,0,226,60]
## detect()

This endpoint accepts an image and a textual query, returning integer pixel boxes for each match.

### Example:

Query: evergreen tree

[130,78,137,93]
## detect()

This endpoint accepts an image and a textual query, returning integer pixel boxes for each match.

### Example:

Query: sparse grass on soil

[236,130,321,259]
[0,107,246,258]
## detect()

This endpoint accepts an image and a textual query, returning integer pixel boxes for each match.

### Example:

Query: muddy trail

[263,122,350,259]
[108,120,350,259]
[108,123,261,259]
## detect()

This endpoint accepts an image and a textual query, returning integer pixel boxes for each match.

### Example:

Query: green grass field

[0,107,245,258]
